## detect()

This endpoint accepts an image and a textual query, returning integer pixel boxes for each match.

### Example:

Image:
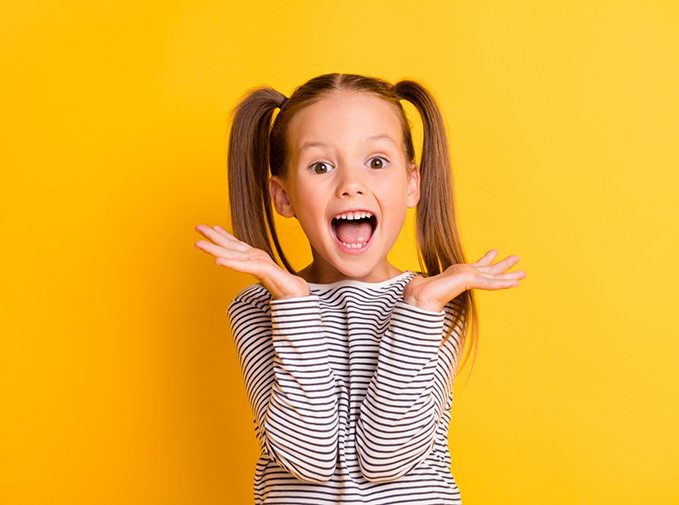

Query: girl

[195,73,526,504]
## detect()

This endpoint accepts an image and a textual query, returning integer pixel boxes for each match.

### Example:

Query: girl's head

[269,89,420,284]
[227,73,478,370]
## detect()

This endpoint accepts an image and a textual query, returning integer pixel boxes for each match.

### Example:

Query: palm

[404,249,526,312]
[194,224,310,299]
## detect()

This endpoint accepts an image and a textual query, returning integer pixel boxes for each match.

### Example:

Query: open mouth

[330,211,378,251]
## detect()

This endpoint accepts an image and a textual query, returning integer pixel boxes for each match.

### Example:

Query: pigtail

[226,87,295,273]
[393,81,461,275]
[394,80,479,378]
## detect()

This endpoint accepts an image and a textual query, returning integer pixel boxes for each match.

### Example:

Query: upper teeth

[335,211,373,220]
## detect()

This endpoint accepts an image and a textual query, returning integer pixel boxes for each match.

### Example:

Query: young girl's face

[270,90,420,284]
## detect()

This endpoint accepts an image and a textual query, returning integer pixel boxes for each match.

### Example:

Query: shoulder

[226,282,271,317]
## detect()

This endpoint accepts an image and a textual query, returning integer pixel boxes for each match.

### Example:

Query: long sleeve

[227,287,339,483]
[355,297,463,483]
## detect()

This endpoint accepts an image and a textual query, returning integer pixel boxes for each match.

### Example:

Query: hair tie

[279,97,288,109]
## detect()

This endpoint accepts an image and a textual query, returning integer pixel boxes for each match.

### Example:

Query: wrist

[403,279,442,312]
[402,294,443,313]
[271,285,310,300]
[271,288,311,300]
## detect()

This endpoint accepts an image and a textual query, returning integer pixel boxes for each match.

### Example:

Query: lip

[329,208,378,255]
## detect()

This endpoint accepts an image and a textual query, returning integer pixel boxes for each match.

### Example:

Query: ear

[269,175,296,218]
[406,162,421,208]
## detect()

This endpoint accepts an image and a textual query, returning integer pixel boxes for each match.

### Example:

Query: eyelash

[309,156,390,174]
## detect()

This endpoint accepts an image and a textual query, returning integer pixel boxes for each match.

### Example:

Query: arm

[355,297,463,483]
[227,287,339,483]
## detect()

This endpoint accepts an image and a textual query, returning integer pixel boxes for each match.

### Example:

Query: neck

[297,260,402,285]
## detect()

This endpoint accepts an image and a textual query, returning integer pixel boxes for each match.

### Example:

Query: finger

[215,254,282,282]
[212,225,242,242]
[214,255,266,274]
[214,258,272,280]
[484,270,526,281]
[195,238,248,255]
[195,240,254,261]
[483,255,521,274]
[195,225,249,252]
[474,276,522,290]
[472,249,498,267]
[210,225,251,250]
[195,224,234,243]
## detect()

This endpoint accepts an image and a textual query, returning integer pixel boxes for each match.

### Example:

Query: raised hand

[403,249,526,312]
[194,224,310,300]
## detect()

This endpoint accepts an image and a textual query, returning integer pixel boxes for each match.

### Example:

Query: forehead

[287,91,403,152]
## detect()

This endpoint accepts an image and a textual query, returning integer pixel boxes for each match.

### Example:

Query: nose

[335,164,366,198]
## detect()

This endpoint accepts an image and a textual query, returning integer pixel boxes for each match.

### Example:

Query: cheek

[384,177,410,204]
[292,197,326,232]
[381,185,409,230]
[382,195,408,226]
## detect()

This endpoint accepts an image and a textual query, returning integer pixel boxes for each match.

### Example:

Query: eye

[309,161,334,174]
[368,156,389,169]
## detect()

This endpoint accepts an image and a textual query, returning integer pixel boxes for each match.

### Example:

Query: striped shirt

[226,270,465,504]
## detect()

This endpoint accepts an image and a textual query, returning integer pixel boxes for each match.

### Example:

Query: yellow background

[2,1,678,503]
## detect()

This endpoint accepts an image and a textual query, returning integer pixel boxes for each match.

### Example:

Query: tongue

[335,220,373,244]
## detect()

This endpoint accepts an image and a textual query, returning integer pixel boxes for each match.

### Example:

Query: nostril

[338,180,365,197]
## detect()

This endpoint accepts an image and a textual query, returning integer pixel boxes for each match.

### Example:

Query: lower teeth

[341,241,366,249]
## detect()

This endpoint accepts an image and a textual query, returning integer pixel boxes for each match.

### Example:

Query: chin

[332,261,385,281]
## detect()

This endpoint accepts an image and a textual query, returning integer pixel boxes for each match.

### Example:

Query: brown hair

[227,72,479,375]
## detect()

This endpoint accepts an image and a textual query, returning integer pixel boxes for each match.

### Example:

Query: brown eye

[369,157,388,169]
[310,161,333,174]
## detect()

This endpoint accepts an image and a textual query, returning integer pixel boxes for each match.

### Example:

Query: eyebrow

[299,134,397,153]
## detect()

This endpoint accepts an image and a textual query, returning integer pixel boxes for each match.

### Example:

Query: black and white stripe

[227,270,465,504]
